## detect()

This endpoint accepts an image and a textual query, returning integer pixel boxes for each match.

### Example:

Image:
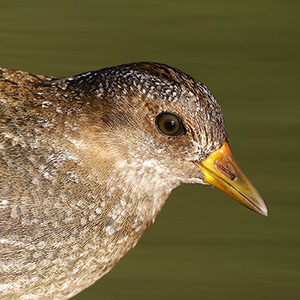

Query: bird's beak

[195,142,268,216]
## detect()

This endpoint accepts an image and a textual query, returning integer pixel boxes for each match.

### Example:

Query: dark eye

[155,112,186,136]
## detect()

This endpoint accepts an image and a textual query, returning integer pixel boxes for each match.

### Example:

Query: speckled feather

[0,62,227,299]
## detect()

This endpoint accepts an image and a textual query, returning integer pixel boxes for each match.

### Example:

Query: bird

[0,62,267,299]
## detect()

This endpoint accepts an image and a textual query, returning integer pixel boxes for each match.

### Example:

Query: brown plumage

[0,62,267,299]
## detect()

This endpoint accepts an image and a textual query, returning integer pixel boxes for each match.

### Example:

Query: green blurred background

[1,0,299,299]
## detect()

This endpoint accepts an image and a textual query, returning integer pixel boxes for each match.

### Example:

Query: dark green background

[1,0,299,299]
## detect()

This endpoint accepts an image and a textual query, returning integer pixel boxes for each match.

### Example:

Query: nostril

[215,160,237,181]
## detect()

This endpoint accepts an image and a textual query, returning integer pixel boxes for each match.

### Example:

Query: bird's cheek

[176,160,206,184]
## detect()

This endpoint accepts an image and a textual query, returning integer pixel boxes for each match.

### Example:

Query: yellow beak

[195,142,268,216]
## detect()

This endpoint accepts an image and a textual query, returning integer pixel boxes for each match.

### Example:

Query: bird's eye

[155,112,186,136]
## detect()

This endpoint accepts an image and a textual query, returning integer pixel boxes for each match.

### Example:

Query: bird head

[63,62,267,216]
